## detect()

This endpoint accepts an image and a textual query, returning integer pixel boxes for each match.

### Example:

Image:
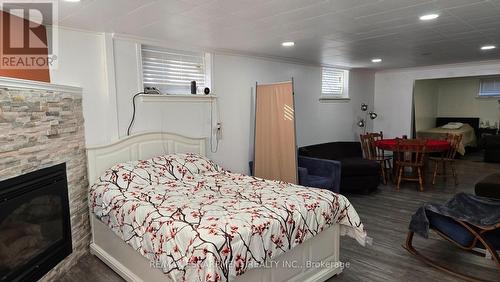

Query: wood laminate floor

[61,157,499,282]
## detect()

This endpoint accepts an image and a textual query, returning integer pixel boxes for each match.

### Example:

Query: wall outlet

[216,122,222,140]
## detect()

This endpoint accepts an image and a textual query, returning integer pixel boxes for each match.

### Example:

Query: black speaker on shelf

[191,81,197,94]
[204,87,210,95]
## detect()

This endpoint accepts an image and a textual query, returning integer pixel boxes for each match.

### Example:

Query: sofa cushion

[340,175,380,194]
[428,211,473,247]
[340,158,380,176]
[304,175,334,191]
[475,173,500,199]
[428,211,500,250]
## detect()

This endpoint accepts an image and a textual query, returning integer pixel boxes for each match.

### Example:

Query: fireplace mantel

[0,76,82,94]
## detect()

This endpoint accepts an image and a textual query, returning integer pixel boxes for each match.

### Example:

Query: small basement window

[141,45,211,95]
[320,67,349,100]
[478,77,500,97]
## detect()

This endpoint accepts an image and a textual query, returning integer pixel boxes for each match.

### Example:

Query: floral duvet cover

[90,153,366,282]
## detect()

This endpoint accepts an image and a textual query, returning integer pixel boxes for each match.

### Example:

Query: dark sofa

[249,156,341,193]
[298,142,380,194]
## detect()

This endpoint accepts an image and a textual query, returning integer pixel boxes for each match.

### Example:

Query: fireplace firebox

[0,163,72,281]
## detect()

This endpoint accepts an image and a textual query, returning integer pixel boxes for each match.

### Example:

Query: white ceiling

[56,0,500,69]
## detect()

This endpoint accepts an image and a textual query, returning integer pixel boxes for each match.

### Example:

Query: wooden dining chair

[394,138,427,191]
[360,133,372,158]
[368,131,390,156]
[360,133,391,185]
[368,131,393,183]
[430,134,463,186]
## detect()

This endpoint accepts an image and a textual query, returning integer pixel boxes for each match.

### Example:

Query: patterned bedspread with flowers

[89,153,366,282]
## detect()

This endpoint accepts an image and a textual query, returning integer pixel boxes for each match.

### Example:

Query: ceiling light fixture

[371,58,382,63]
[281,41,295,47]
[419,13,439,21]
[64,0,81,2]
[481,45,496,50]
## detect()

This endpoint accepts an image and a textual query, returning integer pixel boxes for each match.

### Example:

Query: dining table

[375,138,451,153]
[374,138,451,185]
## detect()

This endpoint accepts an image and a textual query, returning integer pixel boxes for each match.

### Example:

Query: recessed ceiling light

[419,13,439,21]
[64,0,81,2]
[481,45,496,50]
[281,41,295,47]
[371,58,382,63]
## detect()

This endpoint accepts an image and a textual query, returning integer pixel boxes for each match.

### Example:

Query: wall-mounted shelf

[0,76,82,94]
[137,94,217,103]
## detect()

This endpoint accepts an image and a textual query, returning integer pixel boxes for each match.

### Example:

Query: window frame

[140,45,212,95]
[478,77,500,98]
[320,67,349,101]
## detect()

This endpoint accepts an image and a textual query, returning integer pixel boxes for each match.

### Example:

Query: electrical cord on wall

[210,98,220,153]
[127,92,145,136]
[126,89,220,153]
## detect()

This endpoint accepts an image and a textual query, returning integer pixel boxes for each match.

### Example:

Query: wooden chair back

[360,133,374,159]
[395,138,427,167]
[368,131,384,141]
[367,131,385,158]
[443,134,463,159]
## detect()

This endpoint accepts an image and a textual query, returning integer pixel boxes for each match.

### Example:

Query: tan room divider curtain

[254,81,298,184]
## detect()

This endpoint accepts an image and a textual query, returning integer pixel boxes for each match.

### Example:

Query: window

[141,45,211,95]
[479,77,500,97]
[321,67,349,100]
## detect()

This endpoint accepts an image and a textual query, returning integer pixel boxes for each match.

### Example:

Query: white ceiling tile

[51,0,500,69]
[447,1,500,21]
[431,0,488,9]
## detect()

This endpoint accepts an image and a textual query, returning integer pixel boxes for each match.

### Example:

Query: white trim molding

[0,76,82,94]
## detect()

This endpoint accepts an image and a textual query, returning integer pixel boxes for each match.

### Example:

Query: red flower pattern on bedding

[90,153,365,282]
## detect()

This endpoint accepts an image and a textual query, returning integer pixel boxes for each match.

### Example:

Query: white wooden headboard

[86,132,207,185]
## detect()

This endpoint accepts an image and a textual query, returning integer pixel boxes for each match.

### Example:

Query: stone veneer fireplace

[0,78,89,281]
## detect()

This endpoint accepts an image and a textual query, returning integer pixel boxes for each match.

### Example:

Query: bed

[86,132,366,282]
[416,117,479,155]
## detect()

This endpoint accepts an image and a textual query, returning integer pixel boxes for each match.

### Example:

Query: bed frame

[436,117,480,139]
[86,131,343,282]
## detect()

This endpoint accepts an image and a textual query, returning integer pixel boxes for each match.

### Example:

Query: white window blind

[321,67,347,97]
[479,77,500,97]
[142,45,206,94]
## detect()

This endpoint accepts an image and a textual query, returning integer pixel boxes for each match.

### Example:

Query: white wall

[111,36,374,173]
[113,38,212,144]
[212,55,374,173]
[436,77,500,126]
[49,28,116,146]
[374,60,500,138]
[413,80,439,132]
[50,32,374,174]
[347,70,376,137]
[296,69,375,147]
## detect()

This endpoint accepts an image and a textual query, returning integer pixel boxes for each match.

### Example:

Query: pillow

[95,153,222,188]
[96,158,177,189]
[161,153,222,178]
[441,122,464,129]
